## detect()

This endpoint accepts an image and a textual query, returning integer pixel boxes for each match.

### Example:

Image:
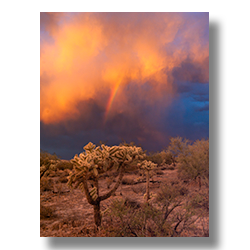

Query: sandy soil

[40,167,209,237]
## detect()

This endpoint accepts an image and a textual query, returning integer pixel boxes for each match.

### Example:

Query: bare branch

[164,201,182,221]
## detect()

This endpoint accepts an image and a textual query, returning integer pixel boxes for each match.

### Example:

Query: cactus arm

[82,176,98,205]
[99,166,124,201]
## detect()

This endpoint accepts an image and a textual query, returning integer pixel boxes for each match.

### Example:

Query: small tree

[167,137,190,167]
[177,139,209,187]
[138,160,157,202]
[161,151,173,165]
[67,142,146,227]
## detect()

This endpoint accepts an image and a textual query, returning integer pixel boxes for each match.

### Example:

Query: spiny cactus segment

[68,142,146,185]
[138,160,157,171]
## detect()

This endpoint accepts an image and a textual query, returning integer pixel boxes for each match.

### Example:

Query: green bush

[146,150,172,166]
[166,137,190,167]
[177,139,209,183]
[146,152,163,165]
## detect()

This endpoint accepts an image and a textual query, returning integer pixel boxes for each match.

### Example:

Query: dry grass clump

[122,177,135,185]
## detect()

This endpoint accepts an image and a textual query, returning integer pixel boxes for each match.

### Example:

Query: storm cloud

[40,12,209,159]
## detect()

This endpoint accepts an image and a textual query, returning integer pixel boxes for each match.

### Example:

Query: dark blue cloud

[41,77,209,159]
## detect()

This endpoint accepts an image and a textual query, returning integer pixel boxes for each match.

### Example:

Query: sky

[40,12,209,160]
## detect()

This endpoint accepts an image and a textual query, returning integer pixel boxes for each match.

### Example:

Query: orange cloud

[40,12,209,124]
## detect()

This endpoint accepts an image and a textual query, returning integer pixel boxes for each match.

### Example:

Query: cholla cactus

[138,160,157,171]
[40,151,60,179]
[40,161,58,179]
[68,142,146,227]
[138,160,157,202]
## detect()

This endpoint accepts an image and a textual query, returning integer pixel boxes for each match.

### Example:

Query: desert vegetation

[40,137,209,237]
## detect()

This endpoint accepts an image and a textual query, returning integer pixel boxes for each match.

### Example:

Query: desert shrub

[154,184,201,236]
[146,152,162,165]
[124,197,142,209]
[179,186,189,196]
[105,184,196,236]
[40,151,60,179]
[177,139,209,184]
[164,151,174,165]
[190,190,209,212]
[107,194,198,237]
[156,184,182,204]
[146,150,172,166]
[166,137,190,167]
[107,199,160,237]
[127,203,163,237]
[122,177,135,185]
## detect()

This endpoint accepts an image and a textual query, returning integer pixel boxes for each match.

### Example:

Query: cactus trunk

[93,201,102,227]
[93,178,101,227]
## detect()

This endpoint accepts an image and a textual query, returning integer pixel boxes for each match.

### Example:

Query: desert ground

[40,164,209,237]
